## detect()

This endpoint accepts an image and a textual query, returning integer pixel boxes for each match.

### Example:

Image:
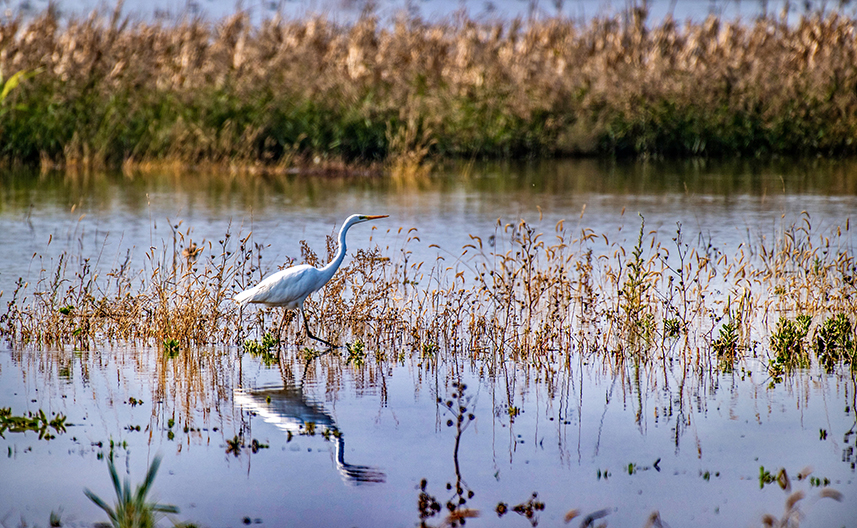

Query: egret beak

[364,215,389,220]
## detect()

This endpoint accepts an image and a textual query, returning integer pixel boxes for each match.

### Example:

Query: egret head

[338,214,388,235]
[346,214,389,225]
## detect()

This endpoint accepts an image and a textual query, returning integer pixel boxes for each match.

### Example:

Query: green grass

[84,455,179,528]
[2,8,857,170]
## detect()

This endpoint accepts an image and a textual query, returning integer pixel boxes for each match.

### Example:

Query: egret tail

[234,287,259,305]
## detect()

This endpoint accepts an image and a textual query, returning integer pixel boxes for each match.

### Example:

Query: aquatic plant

[345,340,366,367]
[225,435,269,456]
[769,315,813,382]
[507,492,546,527]
[84,455,179,528]
[813,313,856,370]
[0,222,254,348]
[244,332,280,367]
[49,509,62,528]
[0,407,67,439]
[1,6,857,169]
[713,317,740,363]
[759,466,791,490]
[417,478,478,528]
[617,215,658,353]
[162,339,180,358]
[1,212,855,389]
[417,479,443,525]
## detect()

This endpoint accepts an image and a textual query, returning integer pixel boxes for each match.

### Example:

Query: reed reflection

[234,384,385,485]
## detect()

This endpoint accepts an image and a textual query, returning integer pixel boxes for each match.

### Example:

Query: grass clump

[1,224,253,349]
[84,455,179,528]
[243,332,279,366]
[1,6,857,170]
[617,215,657,353]
[769,315,813,382]
[814,313,856,370]
[713,317,740,364]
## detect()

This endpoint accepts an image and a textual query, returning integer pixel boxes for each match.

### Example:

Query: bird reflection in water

[233,385,386,485]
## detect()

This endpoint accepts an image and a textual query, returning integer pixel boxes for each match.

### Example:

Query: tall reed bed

[2,214,854,377]
[1,5,856,169]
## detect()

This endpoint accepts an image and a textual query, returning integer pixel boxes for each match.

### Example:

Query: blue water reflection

[1,344,854,527]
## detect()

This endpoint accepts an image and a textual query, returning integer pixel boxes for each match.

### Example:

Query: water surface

[1,346,855,527]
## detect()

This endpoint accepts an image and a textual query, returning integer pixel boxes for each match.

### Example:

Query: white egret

[234,214,388,348]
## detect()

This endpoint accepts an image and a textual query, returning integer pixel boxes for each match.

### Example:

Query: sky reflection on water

[0,344,854,527]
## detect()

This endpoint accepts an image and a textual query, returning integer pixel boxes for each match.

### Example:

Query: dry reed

[1,5,856,169]
[2,214,854,380]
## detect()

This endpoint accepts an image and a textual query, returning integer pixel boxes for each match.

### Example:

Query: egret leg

[300,305,338,349]
[275,309,290,346]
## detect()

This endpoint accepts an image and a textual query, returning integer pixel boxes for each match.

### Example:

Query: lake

[1,158,856,527]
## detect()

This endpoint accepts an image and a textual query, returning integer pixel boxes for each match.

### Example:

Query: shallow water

[2,159,856,297]
[1,346,855,527]
[1,158,856,527]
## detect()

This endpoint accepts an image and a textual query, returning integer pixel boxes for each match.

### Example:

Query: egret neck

[317,214,388,289]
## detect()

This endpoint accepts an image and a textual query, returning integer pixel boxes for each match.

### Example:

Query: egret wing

[235,265,322,308]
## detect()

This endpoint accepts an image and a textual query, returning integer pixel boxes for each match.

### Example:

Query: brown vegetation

[0,6,856,169]
[2,215,854,377]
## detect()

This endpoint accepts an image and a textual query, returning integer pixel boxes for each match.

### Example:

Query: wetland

[0,158,855,527]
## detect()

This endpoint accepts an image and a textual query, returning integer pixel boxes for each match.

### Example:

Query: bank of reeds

[1,5,857,170]
[2,215,855,377]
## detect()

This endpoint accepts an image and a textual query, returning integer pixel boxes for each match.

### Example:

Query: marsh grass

[1,222,254,349]
[1,5,857,169]
[244,332,279,366]
[1,213,855,381]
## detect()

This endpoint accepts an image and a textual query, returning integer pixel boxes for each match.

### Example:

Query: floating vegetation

[417,479,443,525]
[417,479,479,528]
[344,340,366,368]
[1,5,857,170]
[759,466,791,490]
[243,332,280,367]
[84,455,180,528]
[225,435,269,456]
[507,492,546,526]
[0,407,67,440]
